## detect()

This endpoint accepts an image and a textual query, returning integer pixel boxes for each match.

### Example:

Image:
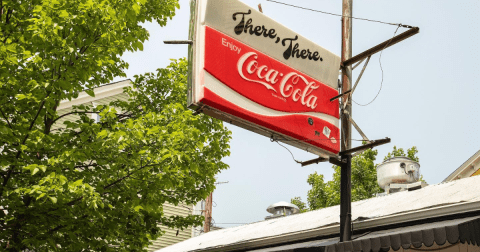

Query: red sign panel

[202,27,340,154]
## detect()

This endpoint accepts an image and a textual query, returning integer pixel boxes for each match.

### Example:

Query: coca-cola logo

[232,10,324,62]
[237,52,319,110]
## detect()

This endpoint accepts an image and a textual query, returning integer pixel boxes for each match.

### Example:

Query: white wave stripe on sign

[203,71,339,127]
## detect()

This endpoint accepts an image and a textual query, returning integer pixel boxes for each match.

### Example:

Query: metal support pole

[340,0,353,242]
[340,154,352,241]
[341,0,353,152]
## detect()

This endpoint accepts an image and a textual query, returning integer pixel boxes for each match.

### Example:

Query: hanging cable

[271,137,302,164]
[265,0,414,28]
[353,24,401,106]
[214,223,249,225]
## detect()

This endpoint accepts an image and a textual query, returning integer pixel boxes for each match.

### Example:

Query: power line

[214,223,249,224]
[265,0,413,28]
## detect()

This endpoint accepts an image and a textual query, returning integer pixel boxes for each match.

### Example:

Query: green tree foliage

[291,146,420,211]
[0,0,232,250]
[384,146,419,162]
[290,197,308,213]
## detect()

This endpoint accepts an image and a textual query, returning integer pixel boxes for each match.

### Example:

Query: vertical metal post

[340,0,353,242]
[340,154,352,241]
[341,2,353,150]
[203,192,213,233]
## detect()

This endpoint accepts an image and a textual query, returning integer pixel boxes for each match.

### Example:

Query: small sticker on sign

[330,137,337,144]
[323,126,331,138]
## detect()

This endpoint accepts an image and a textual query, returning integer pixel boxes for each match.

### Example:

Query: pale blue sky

[120,0,480,227]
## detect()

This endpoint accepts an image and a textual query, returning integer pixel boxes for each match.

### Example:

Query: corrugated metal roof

[157,176,480,252]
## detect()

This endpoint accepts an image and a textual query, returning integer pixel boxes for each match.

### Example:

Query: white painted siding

[147,203,195,251]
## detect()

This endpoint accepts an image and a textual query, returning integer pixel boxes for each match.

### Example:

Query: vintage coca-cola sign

[188,0,341,157]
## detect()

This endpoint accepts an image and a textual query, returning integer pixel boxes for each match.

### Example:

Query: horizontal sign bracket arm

[192,105,206,116]
[341,27,419,68]
[330,89,351,102]
[329,156,346,166]
[339,138,391,156]
[301,157,328,167]
[164,40,193,45]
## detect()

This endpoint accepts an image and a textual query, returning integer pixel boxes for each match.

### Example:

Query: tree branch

[51,111,98,125]
[1,98,46,199]
[48,214,88,234]
[5,8,12,24]
[0,107,15,136]
[62,162,156,208]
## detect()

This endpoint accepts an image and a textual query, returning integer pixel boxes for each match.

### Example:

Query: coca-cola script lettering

[237,51,319,109]
[203,26,340,116]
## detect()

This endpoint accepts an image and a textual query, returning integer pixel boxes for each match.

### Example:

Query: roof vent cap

[265,201,299,220]
[377,157,427,194]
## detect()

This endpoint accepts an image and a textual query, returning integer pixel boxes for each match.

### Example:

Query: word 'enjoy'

[232,10,323,62]
[222,38,242,54]
[237,52,319,109]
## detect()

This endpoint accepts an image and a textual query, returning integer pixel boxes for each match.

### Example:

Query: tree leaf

[31,168,39,175]
[49,197,57,204]
[59,10,68,18]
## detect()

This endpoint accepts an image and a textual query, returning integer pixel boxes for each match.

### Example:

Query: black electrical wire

[353,25,401,106]
[271,138,302,164]
[265,0,414,28]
